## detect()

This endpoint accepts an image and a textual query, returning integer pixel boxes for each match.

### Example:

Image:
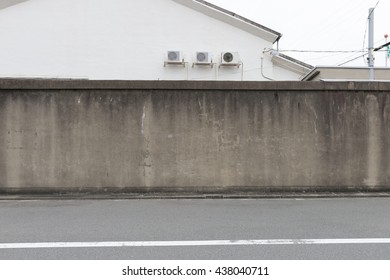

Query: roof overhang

[173,0,282,43]
[301,68,321,81]
[302,66,390,81]
[0,0,28,10]
[269,51,313,75]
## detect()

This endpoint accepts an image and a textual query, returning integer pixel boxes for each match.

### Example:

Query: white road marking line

[1,238,390,249]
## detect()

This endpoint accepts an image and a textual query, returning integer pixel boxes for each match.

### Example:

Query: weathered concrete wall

[0,80,389,194]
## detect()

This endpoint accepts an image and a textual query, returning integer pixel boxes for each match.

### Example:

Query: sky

[207,0,390,67]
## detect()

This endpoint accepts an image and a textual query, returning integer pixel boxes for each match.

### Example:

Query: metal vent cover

[223,52,234,63]
[196,52,209,63]
[221,52,239,64]
[167,51,181,61]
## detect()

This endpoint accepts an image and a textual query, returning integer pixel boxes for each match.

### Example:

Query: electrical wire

[264,47,366,67]
[368,0,381,17]
[276,50,365,54]
[264,48,366,54]
[288,0,369,50]
[326,0,373,51]
[362,18,369,64]
[338,53,368,66]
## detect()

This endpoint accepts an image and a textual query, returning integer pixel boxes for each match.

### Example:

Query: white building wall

[0,0,301,80]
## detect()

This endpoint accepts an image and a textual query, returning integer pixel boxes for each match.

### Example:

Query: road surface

[0,197,389,259]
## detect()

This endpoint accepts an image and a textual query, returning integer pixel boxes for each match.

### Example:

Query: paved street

[0,198,389,259]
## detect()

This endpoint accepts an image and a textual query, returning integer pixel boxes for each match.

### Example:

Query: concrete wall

[0,79,389,194]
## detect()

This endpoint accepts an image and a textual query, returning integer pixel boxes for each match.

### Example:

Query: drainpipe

[261,57,274,81]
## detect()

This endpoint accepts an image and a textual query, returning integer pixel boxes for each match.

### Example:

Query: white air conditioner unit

[195,52,211,63]
[221,52,240,65]
[167,51,182,62]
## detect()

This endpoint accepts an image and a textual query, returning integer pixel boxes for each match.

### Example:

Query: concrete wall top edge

[0,79,390,91]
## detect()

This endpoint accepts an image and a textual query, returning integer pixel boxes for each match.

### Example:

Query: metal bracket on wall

[192,62,216,68]
[164,61,187,67]
[218,63,241,69]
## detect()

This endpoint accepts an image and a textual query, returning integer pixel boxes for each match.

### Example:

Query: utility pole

[385,34,388,68]
[368,8,375,80]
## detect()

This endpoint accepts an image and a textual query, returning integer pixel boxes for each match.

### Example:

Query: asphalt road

[0,198,389,259]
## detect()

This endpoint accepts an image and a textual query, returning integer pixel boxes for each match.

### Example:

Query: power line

[362,18,369,63]
[338,53,368,66]
[368,0,380,18]
[278,50,365,54]
[264,48,365,54]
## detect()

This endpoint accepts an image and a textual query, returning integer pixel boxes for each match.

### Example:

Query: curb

[1,192,390,200]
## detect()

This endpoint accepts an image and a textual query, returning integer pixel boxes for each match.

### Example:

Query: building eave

[173,0,282,43]
[270,52,313,76]
[301,67,320,81]
[0,0,28,10]
[301,66,390,81]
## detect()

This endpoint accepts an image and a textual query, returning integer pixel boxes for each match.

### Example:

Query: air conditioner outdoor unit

[221,52,240,65]
[167,51,182,62]
[195,52,211,63]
